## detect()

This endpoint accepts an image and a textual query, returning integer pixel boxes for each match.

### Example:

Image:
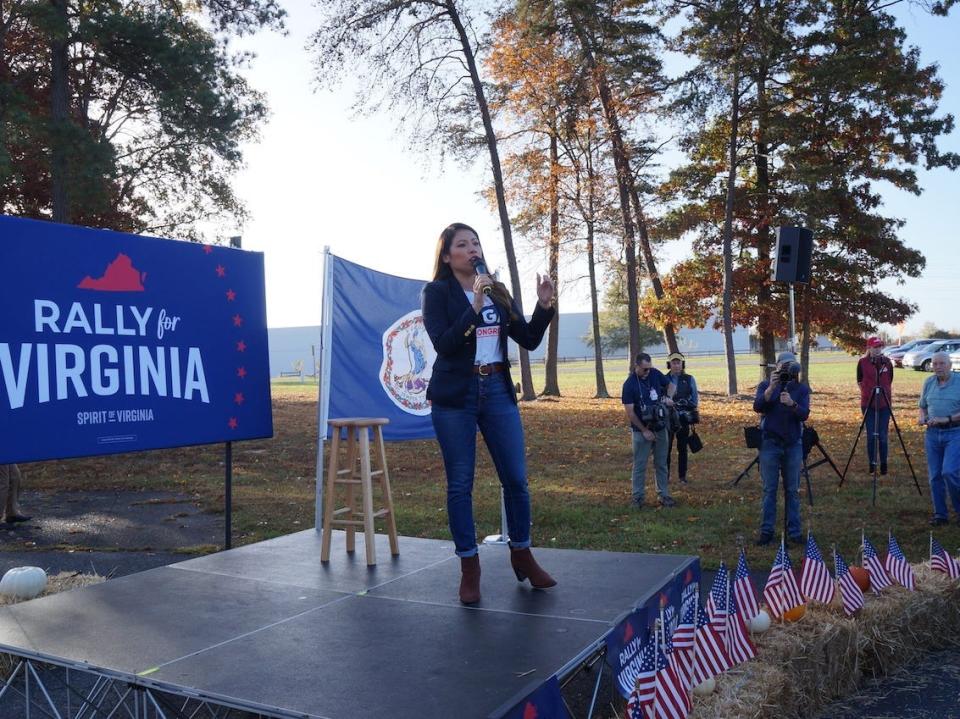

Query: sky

[229,1,960,338]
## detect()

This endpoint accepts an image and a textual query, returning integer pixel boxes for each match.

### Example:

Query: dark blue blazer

[421,275,555,408]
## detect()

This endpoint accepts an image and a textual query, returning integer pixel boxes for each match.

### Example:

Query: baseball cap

[866,336,884,348]
[667,352,685,363]
[776,351,797,364]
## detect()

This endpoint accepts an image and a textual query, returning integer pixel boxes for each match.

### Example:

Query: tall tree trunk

[754,69,775,379]
[50,0,70,223]
[541,124,561,396]
[722,63,741,395]
[585,151,608,399]
[566,12,641,370]
[447,0,536,399]
[628,185,679,353]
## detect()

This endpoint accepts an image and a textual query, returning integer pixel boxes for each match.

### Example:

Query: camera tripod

[840,381,922,506]
[729,426,842,507]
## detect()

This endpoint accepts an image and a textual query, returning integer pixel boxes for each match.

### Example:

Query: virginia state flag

[325,255,435,440]
[501,676,571,719]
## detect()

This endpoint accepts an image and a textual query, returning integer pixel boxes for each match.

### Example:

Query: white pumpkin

[0,566,47,599]
[749,609,771,634]
[692,677,716,695]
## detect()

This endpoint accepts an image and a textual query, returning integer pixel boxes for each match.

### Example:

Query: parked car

[902,339,960,371]
[885,338,937,367]
[950,350,960,373]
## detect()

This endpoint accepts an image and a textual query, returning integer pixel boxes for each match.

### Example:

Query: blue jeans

[431,374,531,557]
[925,426,960,520]
[631,427,670,504]
[864,407,890,465]
[759,437,802,538]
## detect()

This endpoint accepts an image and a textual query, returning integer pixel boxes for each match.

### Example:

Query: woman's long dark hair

[432,223,516,319]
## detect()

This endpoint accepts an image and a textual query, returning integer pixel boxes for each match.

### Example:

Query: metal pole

[788,283,797,353]
[315,247,334,532]
[225,441,232,549]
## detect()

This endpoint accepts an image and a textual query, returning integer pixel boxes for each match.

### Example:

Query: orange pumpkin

[849,566,870,593]
[782,604,806,622]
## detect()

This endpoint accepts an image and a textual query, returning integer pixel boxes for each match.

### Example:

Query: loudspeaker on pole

[771,226,812,283]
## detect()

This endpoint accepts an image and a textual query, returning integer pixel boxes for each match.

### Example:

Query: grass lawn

[16,353,959,569]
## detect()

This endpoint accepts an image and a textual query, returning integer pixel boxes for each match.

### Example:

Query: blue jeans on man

[864,407,891,467]
[631,427,671,506]
[431,374,531,557]
[925,425,960,521]
[759,436,802,539]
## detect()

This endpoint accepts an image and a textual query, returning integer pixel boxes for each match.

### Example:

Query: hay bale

[690,565,960,719]
[0,571,104,679]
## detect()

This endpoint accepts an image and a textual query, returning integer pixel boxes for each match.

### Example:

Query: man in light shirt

[919,352,960,526]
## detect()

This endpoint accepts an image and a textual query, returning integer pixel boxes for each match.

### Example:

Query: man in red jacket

[857,337,894,474]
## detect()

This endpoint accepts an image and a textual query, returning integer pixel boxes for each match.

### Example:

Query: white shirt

[465,291,502,365]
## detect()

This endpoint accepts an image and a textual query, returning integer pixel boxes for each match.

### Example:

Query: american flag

[835,550,864,616]
[885,534,916,590]
[725,585,756,665]
[671,602,696,689]
[692,604,731,684]
[654,642,690,719]
[633,640,657,711]
[762,541,805,618]
[733,551,760,622]
[706,562,729,643]
[626,687,644,719]
[800,532,836,605]
[930,536,960,579]
[862,535,892,592]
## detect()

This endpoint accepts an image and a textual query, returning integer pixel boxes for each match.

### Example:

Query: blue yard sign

[0,215,273,463]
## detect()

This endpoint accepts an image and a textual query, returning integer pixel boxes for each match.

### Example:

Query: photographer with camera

[665,352,699,484]
[623,353,676,509]
[753,351,810,546]
[857,336,894,475]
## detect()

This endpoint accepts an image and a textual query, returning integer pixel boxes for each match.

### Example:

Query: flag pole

[724,563,732,657]
[692,590,700,689]
[315,247,335,532]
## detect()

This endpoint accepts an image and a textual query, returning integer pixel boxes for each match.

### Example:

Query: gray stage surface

[0,530,697,719]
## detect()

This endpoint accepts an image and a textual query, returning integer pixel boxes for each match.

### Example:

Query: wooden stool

[321,418,399,565]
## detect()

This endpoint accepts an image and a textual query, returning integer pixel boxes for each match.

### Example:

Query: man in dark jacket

[753,352,810,545]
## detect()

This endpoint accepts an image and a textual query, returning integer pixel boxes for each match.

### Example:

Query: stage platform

[0,530,697,718]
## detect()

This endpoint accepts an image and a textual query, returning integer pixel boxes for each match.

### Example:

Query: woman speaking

[421,222,556,604]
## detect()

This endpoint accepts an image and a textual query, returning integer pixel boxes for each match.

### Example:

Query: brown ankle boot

[510,548,557,589]
[459,555,481,604]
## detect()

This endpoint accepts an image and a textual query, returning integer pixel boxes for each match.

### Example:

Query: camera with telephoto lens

[773,361,801,385]
[639,402,668,432]
[674,398,700,426]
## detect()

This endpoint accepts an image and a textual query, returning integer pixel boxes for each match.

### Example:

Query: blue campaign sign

[0,215,272,463]
[327,255,435,441]
[605,607,652,699]
[501,675,571,719]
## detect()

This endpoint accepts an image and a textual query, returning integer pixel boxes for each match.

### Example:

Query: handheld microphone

[470,257,492,296]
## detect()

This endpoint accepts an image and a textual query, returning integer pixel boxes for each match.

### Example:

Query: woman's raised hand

[536,273,554,309]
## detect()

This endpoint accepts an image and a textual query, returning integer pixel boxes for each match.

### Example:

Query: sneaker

[880,463,888,475]
[659,496,677,508]
[930,516,949,527]
[869,463,877,475]
[679,476,688,485]
[755,533,773,546]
